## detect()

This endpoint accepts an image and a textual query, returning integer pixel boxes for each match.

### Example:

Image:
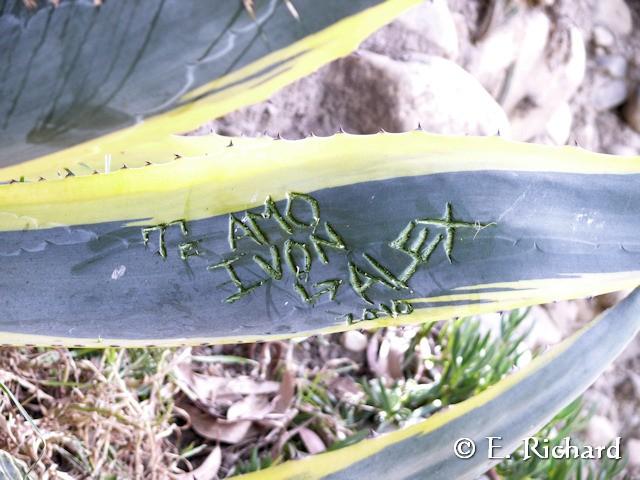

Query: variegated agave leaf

[0,132,638,346]
[0,0,419,181]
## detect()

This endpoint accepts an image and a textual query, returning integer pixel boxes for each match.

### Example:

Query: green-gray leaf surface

[0,133,638,346]
[0,0,415,175]
[0,449,34,480]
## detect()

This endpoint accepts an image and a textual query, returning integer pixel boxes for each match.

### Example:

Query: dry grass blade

[0,347,187,479]
[274,370,295,414]
[242,0,255,19]
[242,0,298,21]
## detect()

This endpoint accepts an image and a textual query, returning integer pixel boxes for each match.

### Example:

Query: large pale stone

[594,0,633,37]
[514,26,585,109]
[342,331,368,353]
[467,10,550,100]
[544,102,573,145]
[507,26,586,141]
[596,55,628,78]
[591,77,628,112]
[363,0,459,60]
[323,51,510,136]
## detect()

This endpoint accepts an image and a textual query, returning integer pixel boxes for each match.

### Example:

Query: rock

[544,102,572,145]
[210,50,511,139]
[591,78,628,111]
[623,86,640,133]
[500,11,554,110]
[476,312,503,339]
[523,306,563,349]
[594,0,633,37]
[363,0,459,60]
[511,25,585,110]
[586,415,618,447]
[596,55,628,78]
[209,68,334,138]
[342,330,368,353]
[571,107,600,151]
[510,102,554,142]
[627,438,640,467]
[592,25,615,48]
[323,51,511,136]
[505,25,586,141]
[467,10,551,101]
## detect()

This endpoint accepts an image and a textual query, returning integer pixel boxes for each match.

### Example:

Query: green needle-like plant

[497,399,627,480]
[406,310,531,410]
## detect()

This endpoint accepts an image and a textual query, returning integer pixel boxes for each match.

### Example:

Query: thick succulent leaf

[0,132,639,346]
[0,0,418,181]
[0,449,35,480]
[232,286,640,479]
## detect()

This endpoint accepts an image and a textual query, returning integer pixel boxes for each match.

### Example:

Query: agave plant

[1,0,639,478]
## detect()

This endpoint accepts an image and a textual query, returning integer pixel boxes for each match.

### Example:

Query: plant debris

[0,309,626,478]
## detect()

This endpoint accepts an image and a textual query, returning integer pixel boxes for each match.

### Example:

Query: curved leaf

[231,287,640,479]
[0,449,35,480]
[0,0,419,181]
[0,132,639,346]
